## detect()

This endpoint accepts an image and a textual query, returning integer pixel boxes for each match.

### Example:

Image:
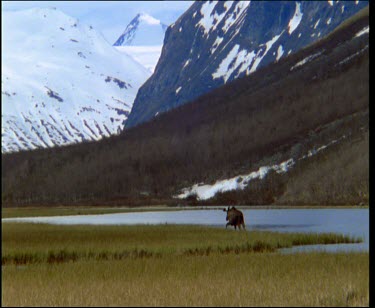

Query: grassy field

[3,252,368,306]
[2,223,362,265]
[2,223,368,306]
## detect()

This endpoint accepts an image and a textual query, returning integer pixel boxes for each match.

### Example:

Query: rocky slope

[126,0,368,128]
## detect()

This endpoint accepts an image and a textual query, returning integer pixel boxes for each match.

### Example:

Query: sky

[1,1,194,44]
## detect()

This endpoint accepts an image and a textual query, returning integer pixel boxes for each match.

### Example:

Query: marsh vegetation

[2,223,368,306]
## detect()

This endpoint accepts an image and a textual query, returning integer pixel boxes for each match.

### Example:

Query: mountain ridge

[125,0,368,129]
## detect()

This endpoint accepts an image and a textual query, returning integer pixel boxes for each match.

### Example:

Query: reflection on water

[279,242,369,254]
[2,208,368,253]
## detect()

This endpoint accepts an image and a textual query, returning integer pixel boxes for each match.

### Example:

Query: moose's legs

[225,223,246,230]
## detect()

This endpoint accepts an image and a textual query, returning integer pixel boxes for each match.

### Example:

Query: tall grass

[2,223,361,265]
[2,253,368,306]
[2,224,368,306]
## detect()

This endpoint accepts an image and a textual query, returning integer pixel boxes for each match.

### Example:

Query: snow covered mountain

[125,0,368,128]
[113,13,168,73]
[113,13,168,46]
[1,8,151,153]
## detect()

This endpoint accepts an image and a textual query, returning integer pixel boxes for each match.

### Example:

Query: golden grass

[2,223,361,265]
[2,253,368,306]
[2,223,368,306]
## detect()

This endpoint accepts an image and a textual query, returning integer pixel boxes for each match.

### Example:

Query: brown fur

[223,206,246,230]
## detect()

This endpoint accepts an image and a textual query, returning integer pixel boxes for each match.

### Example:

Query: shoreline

[1,204,368,219]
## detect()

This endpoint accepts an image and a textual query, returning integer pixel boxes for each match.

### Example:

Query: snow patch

[336,44,368,65]
[197,1,218,34]
[276,45,284,61]
[290,50,323,70]
[212,44,240,82]
[221,1,250,33]
[314,19,320,29]
[183,59,191,69]
[211,36,224,54]
[288,2,303,35]
[249,31,284,73]
[301,136,347,159]
[198,1,247,36]
[175,159,295,200]
[355,26,369,37]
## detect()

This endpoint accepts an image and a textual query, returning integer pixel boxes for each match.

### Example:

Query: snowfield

[115,45,163,73]
[2,8,151,152]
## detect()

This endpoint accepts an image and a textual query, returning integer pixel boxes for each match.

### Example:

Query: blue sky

[2,1,194,43]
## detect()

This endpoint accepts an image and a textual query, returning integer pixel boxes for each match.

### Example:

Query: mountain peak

[113,12,168,46]
[137,12,162,25]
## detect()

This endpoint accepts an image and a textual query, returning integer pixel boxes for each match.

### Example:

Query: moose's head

[223,206,237,221]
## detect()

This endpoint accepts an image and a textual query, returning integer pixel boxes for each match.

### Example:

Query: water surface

[3,208,368,253]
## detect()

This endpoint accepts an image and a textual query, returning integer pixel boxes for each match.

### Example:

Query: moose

[223,206,246,230]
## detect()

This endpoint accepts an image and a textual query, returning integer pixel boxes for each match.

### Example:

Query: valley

[1,5,369,207]
[1,3,369,307]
